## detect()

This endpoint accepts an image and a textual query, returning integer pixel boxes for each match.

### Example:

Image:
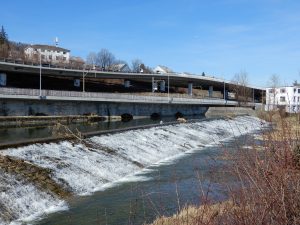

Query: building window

[280,96,285,102]
[280,88,286,93]
[294,88,297,93]
[269,89,274,93]
[41,55,45,60]
[298,89,300,93]
[49,55,52,60]
[294,96,296,102]
[63,57,66,61]
[298,97,300,102]
[63,51,66,54]
[56,56,59,60]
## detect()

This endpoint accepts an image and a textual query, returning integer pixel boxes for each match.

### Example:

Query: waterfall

[0,116,264,225]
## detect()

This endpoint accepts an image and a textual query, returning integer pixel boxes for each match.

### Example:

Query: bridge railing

[0,87,239,105]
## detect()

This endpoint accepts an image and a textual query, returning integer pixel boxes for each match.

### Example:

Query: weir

[0,116,264,224]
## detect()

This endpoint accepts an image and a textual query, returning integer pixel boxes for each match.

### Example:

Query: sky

[2,0,300,87]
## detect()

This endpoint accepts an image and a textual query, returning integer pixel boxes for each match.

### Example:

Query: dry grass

[150,111,300,225]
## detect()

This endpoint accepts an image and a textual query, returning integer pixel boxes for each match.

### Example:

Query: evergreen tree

[0,26,9,45]
[0,25,10,58]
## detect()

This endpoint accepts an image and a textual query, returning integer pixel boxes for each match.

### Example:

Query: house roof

[155,65,173,73]
[26,44,70,52]
[108,63,128,71]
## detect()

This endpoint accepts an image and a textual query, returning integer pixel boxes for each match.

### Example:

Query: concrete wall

[0,99,208,118]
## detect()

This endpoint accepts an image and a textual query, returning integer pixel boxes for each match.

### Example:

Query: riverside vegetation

[150,111,300,225]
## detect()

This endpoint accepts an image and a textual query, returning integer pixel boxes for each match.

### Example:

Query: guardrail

[0,87,239,105]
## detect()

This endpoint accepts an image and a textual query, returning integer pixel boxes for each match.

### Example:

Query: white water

[0,116,264,225]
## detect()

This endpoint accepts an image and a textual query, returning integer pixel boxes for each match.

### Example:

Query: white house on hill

[265,86,300,113]
[154,65,173,74]
[108,63,131,72]
[25,44,70,64]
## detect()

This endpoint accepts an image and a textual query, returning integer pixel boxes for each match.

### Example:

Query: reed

[150,111,300,225]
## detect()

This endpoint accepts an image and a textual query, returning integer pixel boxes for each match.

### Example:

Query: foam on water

[0,116,264,224]
[0,169,67,225]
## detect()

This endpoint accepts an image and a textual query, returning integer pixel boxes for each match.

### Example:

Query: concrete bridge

[0,60,264,118]
[0,60,264,97]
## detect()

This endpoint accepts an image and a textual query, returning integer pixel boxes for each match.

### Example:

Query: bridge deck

[0,87,241,106]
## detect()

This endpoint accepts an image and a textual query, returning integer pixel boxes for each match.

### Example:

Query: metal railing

[0,87,238,105]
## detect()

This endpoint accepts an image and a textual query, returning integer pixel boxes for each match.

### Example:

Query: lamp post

[82,67,90,92]
[39,51,42,97]
[168,73,170,102]
[224,79,226,101]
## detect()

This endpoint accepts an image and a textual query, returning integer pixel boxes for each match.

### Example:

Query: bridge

[0,60,264,118]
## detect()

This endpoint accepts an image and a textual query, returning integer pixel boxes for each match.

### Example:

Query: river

[0,116,265,225]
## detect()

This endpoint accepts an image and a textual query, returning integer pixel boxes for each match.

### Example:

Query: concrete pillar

[124,80,130,88]
[0,73,7,86]
[160,80,166,92]
[152,77,158,92]
[188,83,193,96]
[209,86,213,97]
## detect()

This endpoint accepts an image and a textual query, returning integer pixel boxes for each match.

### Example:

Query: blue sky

[2,0,300,87]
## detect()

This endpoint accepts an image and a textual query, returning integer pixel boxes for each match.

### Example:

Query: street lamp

[82,67,90,92]
[168,73,170,102]
[39,51,42,97]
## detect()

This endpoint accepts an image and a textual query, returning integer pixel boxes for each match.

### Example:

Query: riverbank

[150,111,300,225]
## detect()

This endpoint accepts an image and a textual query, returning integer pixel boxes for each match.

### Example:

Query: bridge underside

[0,63,264,102]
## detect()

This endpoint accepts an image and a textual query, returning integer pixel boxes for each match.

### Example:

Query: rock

[177,117,187,123]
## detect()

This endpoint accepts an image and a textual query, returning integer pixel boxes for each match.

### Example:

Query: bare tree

[86,52,97,68]
[268,74,280,110]
[230,71,251,106]
[131,59,143,73]
[96,48,115,70]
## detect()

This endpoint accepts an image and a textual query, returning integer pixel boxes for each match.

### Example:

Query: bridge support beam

[160,80,166,92]
[188,83,193,96]
[209,86,213,98]
[124,80,130,88]
[152,77,158,92]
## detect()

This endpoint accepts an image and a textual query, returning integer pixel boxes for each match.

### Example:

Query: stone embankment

[0,155,71,198]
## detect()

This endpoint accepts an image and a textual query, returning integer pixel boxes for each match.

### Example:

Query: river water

[0,117,186,144]
[0,116,265,225]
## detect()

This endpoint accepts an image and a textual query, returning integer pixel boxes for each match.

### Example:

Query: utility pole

[224,80,226,101]
[82,68,90,92]
[39,51,42,97]
[168,73,170,102]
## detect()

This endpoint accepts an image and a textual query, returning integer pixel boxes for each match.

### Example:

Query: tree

[267,74,280,110]
[86,52,97,67]
[96,48,115,70]
[139,63,153,74]
[0,25,10,58]
[230,71,251,106]
[293,80,299,86]
[131,59,143,73]
[0,26,9,45]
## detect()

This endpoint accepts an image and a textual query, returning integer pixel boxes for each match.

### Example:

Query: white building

[24,44,70,64]
[154,65,173,74]
[265,86,300,113]
[108,63,131,72]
